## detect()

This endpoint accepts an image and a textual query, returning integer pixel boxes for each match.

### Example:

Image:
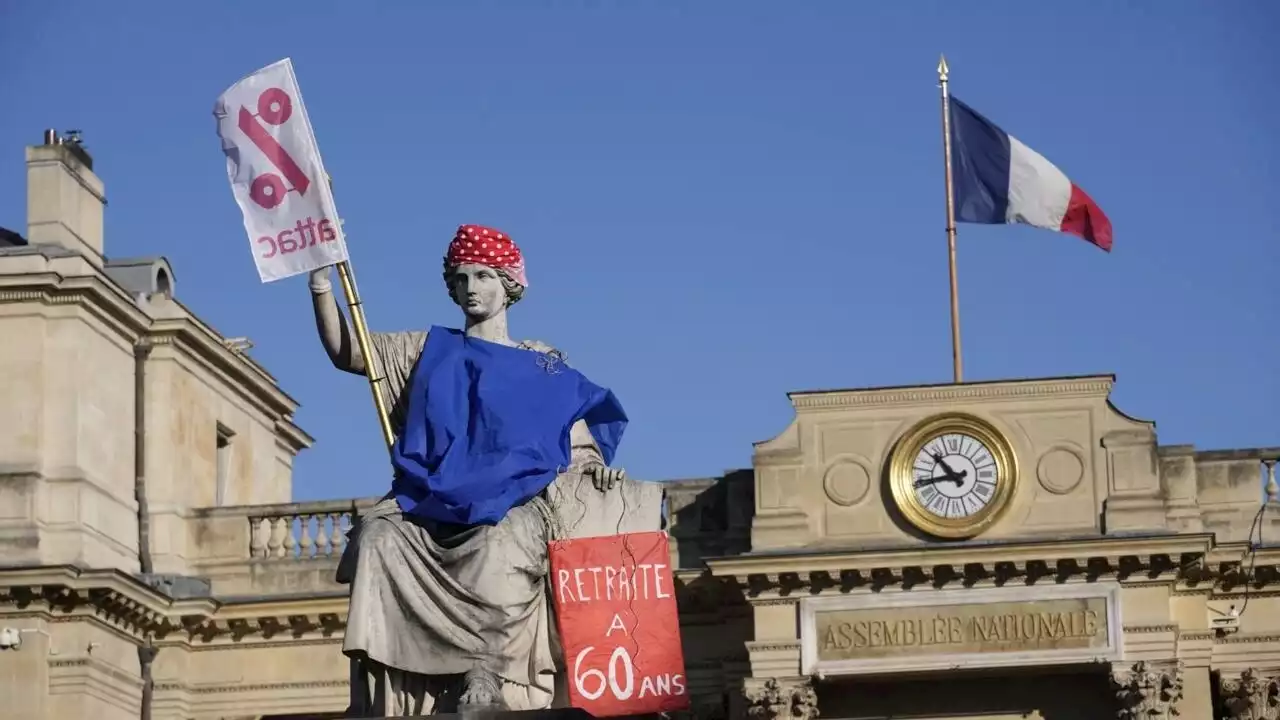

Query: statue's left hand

[584,463,626,492]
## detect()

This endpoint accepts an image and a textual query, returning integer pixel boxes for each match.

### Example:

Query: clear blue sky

[2,2,1276,502]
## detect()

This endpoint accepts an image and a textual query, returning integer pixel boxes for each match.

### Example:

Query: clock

[888,413,1018,539]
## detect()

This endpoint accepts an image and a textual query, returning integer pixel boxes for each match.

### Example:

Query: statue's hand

[584,463,626,493]
[309,266,333,294]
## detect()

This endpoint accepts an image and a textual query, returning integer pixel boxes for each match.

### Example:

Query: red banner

[548,531,690,717]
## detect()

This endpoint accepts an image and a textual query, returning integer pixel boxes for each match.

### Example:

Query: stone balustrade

[189,497,379,596]
[186,474,672,596]
[246,499,376,560]
[1159,448,1280,540]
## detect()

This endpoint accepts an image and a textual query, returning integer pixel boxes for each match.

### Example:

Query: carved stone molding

[1111,660,1184,719]
[0,575,213,638]
[706,533,1243,596]
[0,274,301,422]
[745,677,819,719]
[745,641,802,654]
[0,567,351,649]
[788,376,1113,410]
[1220,668,1280,720]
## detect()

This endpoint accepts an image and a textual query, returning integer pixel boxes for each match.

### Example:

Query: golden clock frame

[887,412,1018,540]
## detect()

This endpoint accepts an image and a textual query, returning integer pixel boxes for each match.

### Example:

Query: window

[215,423,235,506]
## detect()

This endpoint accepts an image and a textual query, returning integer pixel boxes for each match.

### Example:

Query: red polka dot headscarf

[444,224,528,287]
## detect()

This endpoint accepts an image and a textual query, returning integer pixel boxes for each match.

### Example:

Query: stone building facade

[1,134,1278,719]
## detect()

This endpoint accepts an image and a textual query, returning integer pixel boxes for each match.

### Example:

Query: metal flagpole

[938,54,964,384]
[328,179,395,451]
[335,261,395,449]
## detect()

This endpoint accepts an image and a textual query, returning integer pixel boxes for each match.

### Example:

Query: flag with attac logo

[214,58,349,282]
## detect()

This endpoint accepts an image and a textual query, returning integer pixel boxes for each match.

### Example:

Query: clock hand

[933,453,965,479]
[929,454,966,485]
[913,472,964,488]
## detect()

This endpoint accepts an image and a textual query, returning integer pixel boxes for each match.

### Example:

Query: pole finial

[937,54,949,81]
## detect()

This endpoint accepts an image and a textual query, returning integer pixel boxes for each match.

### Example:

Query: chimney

[26,129,106,265]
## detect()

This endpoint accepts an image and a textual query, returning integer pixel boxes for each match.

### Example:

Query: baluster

[1265,460,1278,503]
[316,514,332,557]
[299,514,315,559]
[283,515,299,558]
[267,516,286,558]
[249,517,267,558]
[331,512,346,553]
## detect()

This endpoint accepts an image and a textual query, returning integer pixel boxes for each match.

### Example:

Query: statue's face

[448,263,507,320]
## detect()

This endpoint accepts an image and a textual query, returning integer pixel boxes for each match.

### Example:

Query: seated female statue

[308,224,628,715]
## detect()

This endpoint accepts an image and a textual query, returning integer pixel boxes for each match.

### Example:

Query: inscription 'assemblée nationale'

[815,597,1109,661]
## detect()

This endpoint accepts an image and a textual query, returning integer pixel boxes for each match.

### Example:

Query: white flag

[214,58,349,282]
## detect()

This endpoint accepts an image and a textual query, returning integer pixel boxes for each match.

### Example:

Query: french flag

[949,97,1113,252]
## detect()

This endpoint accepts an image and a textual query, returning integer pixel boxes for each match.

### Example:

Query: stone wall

[0,136,312,579]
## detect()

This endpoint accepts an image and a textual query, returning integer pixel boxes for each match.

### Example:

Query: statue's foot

[458,667,505,710]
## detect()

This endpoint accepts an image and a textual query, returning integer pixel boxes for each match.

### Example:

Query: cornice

[275,417,315,454]
[165,594,349,648]
[705,534,1224,596]
[706,534,1214,577]
[0,271,305,427]
[155,678,347,694]
[1218,633,1280,645]
[0,279,148,351]
[745,640,801,654]
[1207,544,1280,563]
[673,571,750,615]
[148,325,303,425]
[1124,624,1180,635]
[1202,546,1280,592]
[787,375,1115,411]
[215,594,350,617]
[0,566,218,638]
[0,566,352,647]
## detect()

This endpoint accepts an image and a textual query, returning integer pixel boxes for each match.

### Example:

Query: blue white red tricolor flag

[949,97,1113,252]
[214,58,350,282]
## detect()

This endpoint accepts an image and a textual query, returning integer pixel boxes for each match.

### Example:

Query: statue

[309,225,643,715]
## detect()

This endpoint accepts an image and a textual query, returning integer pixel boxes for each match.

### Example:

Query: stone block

[547,472,664,540]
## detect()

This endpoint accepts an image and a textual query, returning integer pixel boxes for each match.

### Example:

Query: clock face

[911,432,999,520]
[888,413,1018,539]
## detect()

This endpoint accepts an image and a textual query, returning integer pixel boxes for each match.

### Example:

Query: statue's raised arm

[309,266,366,375]
[334,225,660,717]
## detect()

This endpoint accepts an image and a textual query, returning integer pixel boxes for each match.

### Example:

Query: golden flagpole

[336,261,395,449]
[328,179,395,450]
[938,54,963,384]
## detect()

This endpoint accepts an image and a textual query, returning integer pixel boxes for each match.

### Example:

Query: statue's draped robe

[338,328,625,715]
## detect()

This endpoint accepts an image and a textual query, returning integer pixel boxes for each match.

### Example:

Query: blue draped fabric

[389,326,628,526]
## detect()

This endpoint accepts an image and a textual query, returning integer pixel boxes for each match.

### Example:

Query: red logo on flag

[237,88,311,209]
[548,531,690,717]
